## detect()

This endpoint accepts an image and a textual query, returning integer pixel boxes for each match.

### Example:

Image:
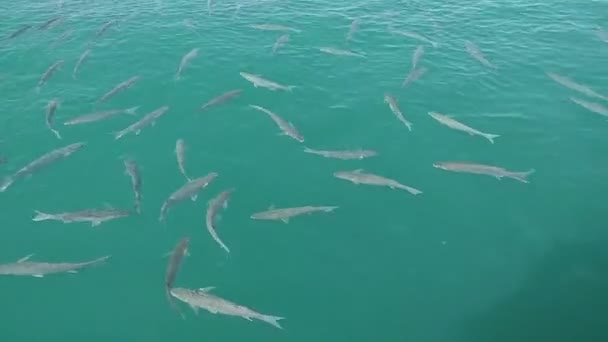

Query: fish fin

[91,221,102,227]
[244,316,253,321]
[510,169,535,184]
[197,286,215,293]
[281,218,289,223]
[17,254,35,263]
[485,133,500,144]
[124,106,139,115]
[135,129,141,135]
[32,210,53,222]
[67,270,78,274]
[32,274,44,278]
[259,314,285,329]
[191,194,198,201]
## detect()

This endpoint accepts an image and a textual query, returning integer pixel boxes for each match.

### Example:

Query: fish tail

[89,255,111,265]
[0,177,14,192]
[510,169,535,184]
[303,147,314,153]
[323,206,339,213]
[405,121,413,132]
[259,314,285,329]
[32,210,53,221]
[287,85,296,92]
[484,133,500,144]
[52,129,62,139]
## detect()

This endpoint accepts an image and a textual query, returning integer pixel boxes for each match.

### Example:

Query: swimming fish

[334,169,422,195]
[346,18,360,41]
[170,287,285,329]
[64,106,139,126]
[159,172,218,222]
[319,47,366,58]
[0,254,110,278]
[206,189,234,253]
[402,66,427,87]
[464,40,495,69]
[32,208,131,227]
[96,20,115,37]
[165,236,190,315]
[73,48,91,79]
[570,97,608,117]
[303,147,377,160]
[45,99,62,139]
[547,72,608,102]
[412,45,424,69]
[384,94,413,131]
[239,72,294,91]
[114,105,169,140]
[38,60,64,89]
[175,139,190,181]
[251,24,300,33]
[124,159,142,214]
[249,105,304,142]
[98,75,141,103]
[251,205,338,223]
[4,24,32,40]
[428,111,499,143]
[433,161,535,183]
[176,48,200,80]
[200,89,242,111]
[272,34,289,55]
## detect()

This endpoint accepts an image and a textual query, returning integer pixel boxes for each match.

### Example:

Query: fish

[45,99,62,139]
[464,40,495,69]
[72,48,91,79]
[428,112,499,143]
[206,189,234,253]
[64,106,139,126]
[319,47,366,58]
[303,147,377,160]
[4,25,32,40]
[346,18,360,41]
[200,89,242,112]
[249,105,304,142]
[251,205,338,223]
[570,97,608,117]
[412,45,424,69]
[0,142,86,192]
[402,66,427,87]
[0,254,110,278]
[391,29,438,47]
[334,169,422,195]
[98,75,141,103]
[159,172,218,222]
[114,105,169,140]
[124,159,142,214]
[32,208,131,227]
[547,72,608,102]
[272,34,289,55]
[251,24,301,33]
[176,48,200,80]
[38,60,64,89]
[433,162,535,183]
[239,72,294,91]
[96,20,115,37]
[165,237,190,315]
[384,94,413,131]
[175,139,190,181]
[39,17,62,30]
[170,287,285,329]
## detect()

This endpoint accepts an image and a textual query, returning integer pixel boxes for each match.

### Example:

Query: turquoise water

[1,1,608,341]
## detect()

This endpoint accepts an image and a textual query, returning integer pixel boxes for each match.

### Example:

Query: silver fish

[98,75,141,103]
[464,41,495,69]
[570,97,608,117]
[0,142,86,192]
[384,94,413,131]
[346,18,359,41]
[334,169,422,195]
[433,161,535,183]
[303,147,377,160]
[251,205,338,223]
[402,66,427,87]
[200,89,242,111]
[412,45,424,69]
[319,47,366,58]
[547,72,608,102]
[96,20,114,37]
[114,105,169,140]
[38,60,63,89]
[272,34,289,55]
[64,106,139,126]
[165,236,190,315]
[428,112,499,143]
[206,189,234,253]
[73,48,91,79]
[0,254,110,278]
[124,159,142,214]
[170,287,285,329]
[392,29,438,47]
[249,105,304,142]
[251,24,300,33]
[159,172,218,222]
[46,99,62,139]
[175,139,190,181]
[239,72,294,91]
[32,208,131,227]
[176,48,200,80]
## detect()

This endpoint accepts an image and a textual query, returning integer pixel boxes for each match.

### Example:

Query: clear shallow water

[1,1,607,341]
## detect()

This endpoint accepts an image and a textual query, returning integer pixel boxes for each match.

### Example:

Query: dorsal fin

[197,286,215,293]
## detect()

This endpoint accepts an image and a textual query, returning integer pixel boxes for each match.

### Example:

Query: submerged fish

[159,172,218,222]
[251,205,338,223]
[165,236,190,315]
[0,142,86,192]
[0,254,110,278]
[384,94,413,131]
[98,75,141,103]
[39,17,62,30]
[346,18,360,41]
[4,25,32,40]
[96,20,115,37]
[176,48,200,80]
[64,106,138,126]
[38,60,64,89]
[200,89,242,111]
[239,72,294,91]
[124,159,142,214]
[206,189,234,253]
[334,169,422,195]
[272,34,289,55]
[175,139,190,181]
[249,105,304,142]
[319,47,366,58]
[251,24,300,33]
[114,105,169,140]
[428,112,499,143]
[32,208,131,227]
[392,29,438,47]
[570,97,608,117]
[412,45,424,69]
[45,99,62,139]
[73,48,91,79]
[402,66,427,87]
[433,161,535,183]
[170,287,285,329]
[303,147,377,160]
[547,72,608,102]
[464,40,495,69]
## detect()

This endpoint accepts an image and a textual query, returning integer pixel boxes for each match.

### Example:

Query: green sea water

[1,1,608,341]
